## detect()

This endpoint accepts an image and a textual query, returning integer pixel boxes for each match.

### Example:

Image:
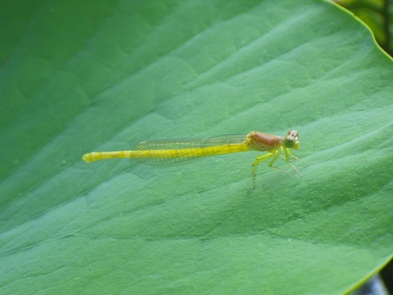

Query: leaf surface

[0,1,392,294]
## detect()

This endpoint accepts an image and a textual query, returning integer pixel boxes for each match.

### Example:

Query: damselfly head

[284,130,299,150]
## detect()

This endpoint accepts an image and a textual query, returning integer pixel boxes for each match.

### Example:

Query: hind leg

[249,151,279,192]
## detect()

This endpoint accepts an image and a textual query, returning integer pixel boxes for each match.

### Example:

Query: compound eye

[288,130,298,138]
[284,130,299,149]
[284,137,294,148]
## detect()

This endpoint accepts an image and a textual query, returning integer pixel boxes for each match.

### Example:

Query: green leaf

[1,0,392,294]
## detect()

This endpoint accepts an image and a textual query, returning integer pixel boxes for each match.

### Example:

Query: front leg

[284,147,301,175]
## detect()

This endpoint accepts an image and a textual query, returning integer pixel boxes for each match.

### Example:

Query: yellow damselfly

[82,130,301,190]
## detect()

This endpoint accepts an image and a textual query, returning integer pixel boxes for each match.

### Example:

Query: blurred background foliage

[333,0,393,56]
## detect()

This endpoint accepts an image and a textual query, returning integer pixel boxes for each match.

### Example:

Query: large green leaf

[1,0,392,294]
